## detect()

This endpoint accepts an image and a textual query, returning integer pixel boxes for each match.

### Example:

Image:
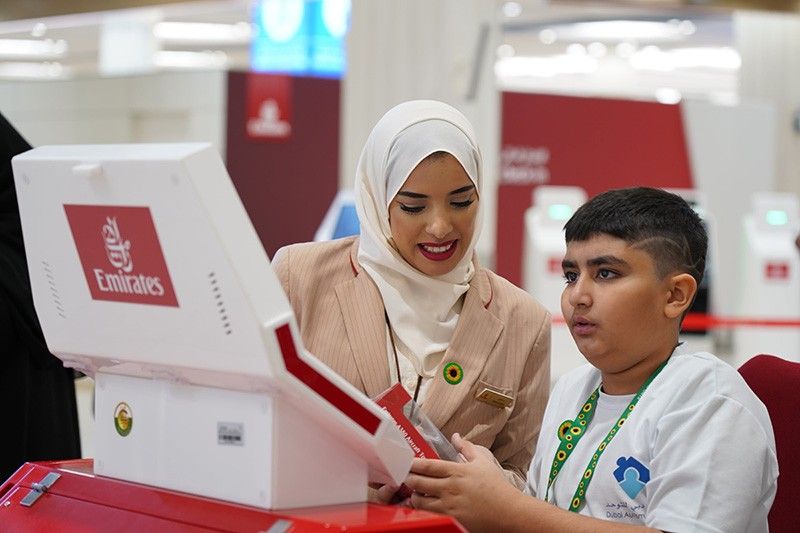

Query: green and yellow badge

[443,362,463,385]
[558,420,572,440]
[114,402,133,437]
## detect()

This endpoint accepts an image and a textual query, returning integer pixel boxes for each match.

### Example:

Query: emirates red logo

[64,205,178,307]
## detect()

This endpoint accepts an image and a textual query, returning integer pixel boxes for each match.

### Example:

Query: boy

[405,187,777,532]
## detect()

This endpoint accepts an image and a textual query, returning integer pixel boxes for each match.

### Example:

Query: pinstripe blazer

[273,236,551,488]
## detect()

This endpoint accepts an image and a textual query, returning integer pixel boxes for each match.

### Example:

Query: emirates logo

[103,217,133,273]
[65,205,178,307]
[93,216,165,297]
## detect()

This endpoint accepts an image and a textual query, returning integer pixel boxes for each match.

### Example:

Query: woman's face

[388,153,478,277]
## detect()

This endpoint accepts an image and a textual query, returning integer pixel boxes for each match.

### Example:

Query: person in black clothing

[0,111,81,480]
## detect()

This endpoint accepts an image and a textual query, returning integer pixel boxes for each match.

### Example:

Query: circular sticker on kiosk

[114,402,133,437]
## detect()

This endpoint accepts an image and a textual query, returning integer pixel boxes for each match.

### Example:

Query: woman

[273,100,549,487]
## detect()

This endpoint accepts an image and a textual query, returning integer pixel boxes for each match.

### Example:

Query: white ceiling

[0,0,739,102]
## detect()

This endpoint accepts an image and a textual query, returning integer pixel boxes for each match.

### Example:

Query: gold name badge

[475,387,514,409]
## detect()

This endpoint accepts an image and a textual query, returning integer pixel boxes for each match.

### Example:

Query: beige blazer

[273,236,550,488]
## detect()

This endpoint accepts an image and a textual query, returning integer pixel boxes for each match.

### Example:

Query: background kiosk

[665,189,719,354]
[734,192,800,365]
[0,144,459,530]
[522,185,587,384]
[314,189,359,242]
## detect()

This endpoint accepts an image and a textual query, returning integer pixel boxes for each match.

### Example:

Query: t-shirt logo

[64,205,178,307]
[613,456,650,499]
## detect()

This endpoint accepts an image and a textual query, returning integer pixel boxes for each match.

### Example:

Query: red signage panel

[497,92,695,286]
[246,73,293,141]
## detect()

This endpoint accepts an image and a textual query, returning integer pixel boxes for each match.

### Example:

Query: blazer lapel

[334,239,392,399]
[423,268,503,429]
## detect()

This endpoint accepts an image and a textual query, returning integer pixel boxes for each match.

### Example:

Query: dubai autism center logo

[65,205,178,307]
[613,456,650,499]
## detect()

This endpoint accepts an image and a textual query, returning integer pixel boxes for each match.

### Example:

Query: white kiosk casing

[12,143,412,509]
[522,186,587,384]
[735,192,800,364]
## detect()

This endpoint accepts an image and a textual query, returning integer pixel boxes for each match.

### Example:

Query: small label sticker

[217,422,244,446]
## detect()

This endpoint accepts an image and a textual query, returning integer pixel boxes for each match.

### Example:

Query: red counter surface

[0,459,464,532]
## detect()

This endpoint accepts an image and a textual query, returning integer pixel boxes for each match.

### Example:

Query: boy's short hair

[564,187,708,286]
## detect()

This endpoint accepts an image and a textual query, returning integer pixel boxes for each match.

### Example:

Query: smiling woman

[272,99,551,494]
[388,152,478,277]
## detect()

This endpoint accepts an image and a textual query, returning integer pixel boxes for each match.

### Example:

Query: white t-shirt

[527,346,778,533]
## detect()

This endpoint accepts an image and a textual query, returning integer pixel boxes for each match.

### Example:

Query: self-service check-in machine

[2,144,429,526]
[523,186,587,384]
[665,189,719,354]
[734,192,800,364]
[314,189,359,242]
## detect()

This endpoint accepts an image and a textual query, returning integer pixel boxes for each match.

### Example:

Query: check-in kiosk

[734,192,800,364]
[314,189,359,242]
[522,186,587,384]
[5,144,417,518]
[665,189,719,354]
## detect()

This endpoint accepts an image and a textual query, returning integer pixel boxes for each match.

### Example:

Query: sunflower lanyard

[545,358,669,512]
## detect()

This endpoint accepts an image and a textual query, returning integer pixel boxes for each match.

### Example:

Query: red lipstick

[418,240,458,261]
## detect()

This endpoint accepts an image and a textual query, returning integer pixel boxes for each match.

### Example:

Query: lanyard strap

[545,358,669,512]
[384,309,423,406]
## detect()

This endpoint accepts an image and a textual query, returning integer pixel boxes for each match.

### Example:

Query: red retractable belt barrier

[552,313,800,332]
[681,313,800,332]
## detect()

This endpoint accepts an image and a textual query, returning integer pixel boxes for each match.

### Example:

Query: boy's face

[561,233,674,377]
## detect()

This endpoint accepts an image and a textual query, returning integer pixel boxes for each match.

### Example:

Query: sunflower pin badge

[443,362,463,385]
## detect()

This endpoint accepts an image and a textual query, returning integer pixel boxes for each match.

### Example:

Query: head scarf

[355,100,482,376]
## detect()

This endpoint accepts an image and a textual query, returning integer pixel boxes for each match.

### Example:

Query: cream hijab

[355,100,483,376]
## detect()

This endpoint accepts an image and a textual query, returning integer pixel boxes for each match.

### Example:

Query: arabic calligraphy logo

[613,456,650,499]
[102,217,133,272]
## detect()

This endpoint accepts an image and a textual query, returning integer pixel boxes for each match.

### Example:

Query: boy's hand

[405,433,522,531]
[368,482,411,505]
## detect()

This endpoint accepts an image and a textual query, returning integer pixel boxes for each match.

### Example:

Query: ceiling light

[31,22,47,38]
[671,47,740,69]
[539,29,556,45]
[502,2,523,18]
[0,39,67,59]
[587,42,607,58]
[615,42,637,58]
[496,44,515,58]
[630,45,673,71]
[553,20,690,43]
[566,43,586,56]
[679,20,696,36]
[655,88,681,104]
[630,46,740,71]
[153,50,229,69]
[153,22,253,44]
[0,61,69,79]
[495,55,598,78]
